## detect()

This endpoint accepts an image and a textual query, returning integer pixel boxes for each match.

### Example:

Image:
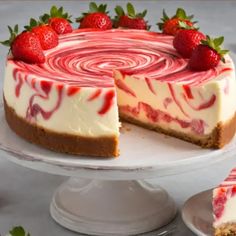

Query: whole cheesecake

[3,29,236,157]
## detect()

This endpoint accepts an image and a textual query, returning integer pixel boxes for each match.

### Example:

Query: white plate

[182,189,213,236]
[0,102,236,180]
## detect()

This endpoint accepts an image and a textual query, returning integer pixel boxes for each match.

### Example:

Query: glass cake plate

[0,103,235,235]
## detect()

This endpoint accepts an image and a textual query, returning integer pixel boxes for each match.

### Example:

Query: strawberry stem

[75,2,109,22]
[40,5,72,24]
[0,25,19,47]
[114,2,147,19]
[24,18,40,31]
[157,8,195,30]
[201,35,229,62]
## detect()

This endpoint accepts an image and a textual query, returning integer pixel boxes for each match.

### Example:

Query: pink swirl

[11,29,232,87]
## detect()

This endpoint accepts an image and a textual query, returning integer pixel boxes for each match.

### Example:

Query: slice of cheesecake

[213,168,236,235]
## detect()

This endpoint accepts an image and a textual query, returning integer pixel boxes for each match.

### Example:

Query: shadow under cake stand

[0,104,235,235]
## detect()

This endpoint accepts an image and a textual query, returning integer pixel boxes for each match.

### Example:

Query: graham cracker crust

[4,99,119,157]
[120,112,236,149]
[215,223,236,236]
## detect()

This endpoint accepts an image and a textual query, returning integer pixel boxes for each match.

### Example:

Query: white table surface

[0,1,236,235]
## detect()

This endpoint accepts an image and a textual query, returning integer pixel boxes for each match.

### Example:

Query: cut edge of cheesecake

[4,97,119,157]
[120,111,236,149]
[213,168,236,236]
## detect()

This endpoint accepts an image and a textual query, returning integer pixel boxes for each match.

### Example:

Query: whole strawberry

[173,26,206,58]
[40,6,73,34]
[25,18,59,50]
[158,8,195,36]
[0,25,45,64]
[189,36,229,71]
[76,2,112,30]
[114,3,149,30]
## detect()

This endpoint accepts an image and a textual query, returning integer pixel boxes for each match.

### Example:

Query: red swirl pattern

[11,29,231,88]
[213,168,236,220]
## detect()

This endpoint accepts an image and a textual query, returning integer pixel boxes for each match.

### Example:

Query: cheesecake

[3,29,236,157]
[213,168,236,235]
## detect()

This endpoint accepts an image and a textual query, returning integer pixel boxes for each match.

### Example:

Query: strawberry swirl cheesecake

[3,28,236,157]
[213,168,236,235]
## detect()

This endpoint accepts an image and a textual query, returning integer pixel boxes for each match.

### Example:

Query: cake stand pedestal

[0,105,235,235]
[50,178,176,235]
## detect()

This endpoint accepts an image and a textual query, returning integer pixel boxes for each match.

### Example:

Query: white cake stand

[0,104,236,235]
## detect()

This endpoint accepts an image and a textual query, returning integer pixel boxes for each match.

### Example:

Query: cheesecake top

[8,29,234,88]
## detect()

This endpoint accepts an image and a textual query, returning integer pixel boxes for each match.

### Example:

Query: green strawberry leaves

[176,8,194,20]
[25,5,72,30]
[127,3,135,17]
[76,2,109,23]
[89,2,98,12]
[40,5,72,24]
[176,8,186,19]
[113,2,149,29]
[115,2,147,19]
[0,25,18,47]
[157,8,195,30]
[178,21,198,30]
[157,10,169,30]
[24,18,40,31]
[9,226,30,236]
[114,5,125,17]
[201,35,229,62]
[162,9,169,21]
[89,2,108,14]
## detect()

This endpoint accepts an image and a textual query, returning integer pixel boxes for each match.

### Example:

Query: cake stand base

[50,178,177,235]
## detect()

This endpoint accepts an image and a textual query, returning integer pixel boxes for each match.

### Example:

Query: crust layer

[4,99,119,157]
[119,111,236,149]
[215,223,236,236]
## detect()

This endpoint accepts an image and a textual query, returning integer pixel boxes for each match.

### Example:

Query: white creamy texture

[213,194,236,227]
[4,62,119,137]
[115,58,236,135]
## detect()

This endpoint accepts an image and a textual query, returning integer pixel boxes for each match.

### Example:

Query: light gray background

[0,1,236,235]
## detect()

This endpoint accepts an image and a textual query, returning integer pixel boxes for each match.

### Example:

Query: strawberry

[114,3,149,30]
[40,6,73,34]
[173,26,206,58]
[157,8,195,35]
[76,2,112,30]
[117,15,131,28]
[48,18,72,34]
[189,35,229,71]
[31,25,58,50]
[24,18,59,50]
[0,25,45,64]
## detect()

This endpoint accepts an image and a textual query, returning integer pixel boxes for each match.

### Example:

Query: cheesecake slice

[213,168,236,235]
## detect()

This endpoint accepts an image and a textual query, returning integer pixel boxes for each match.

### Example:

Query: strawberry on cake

[213,168,236,235]
[1,3,236,157]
